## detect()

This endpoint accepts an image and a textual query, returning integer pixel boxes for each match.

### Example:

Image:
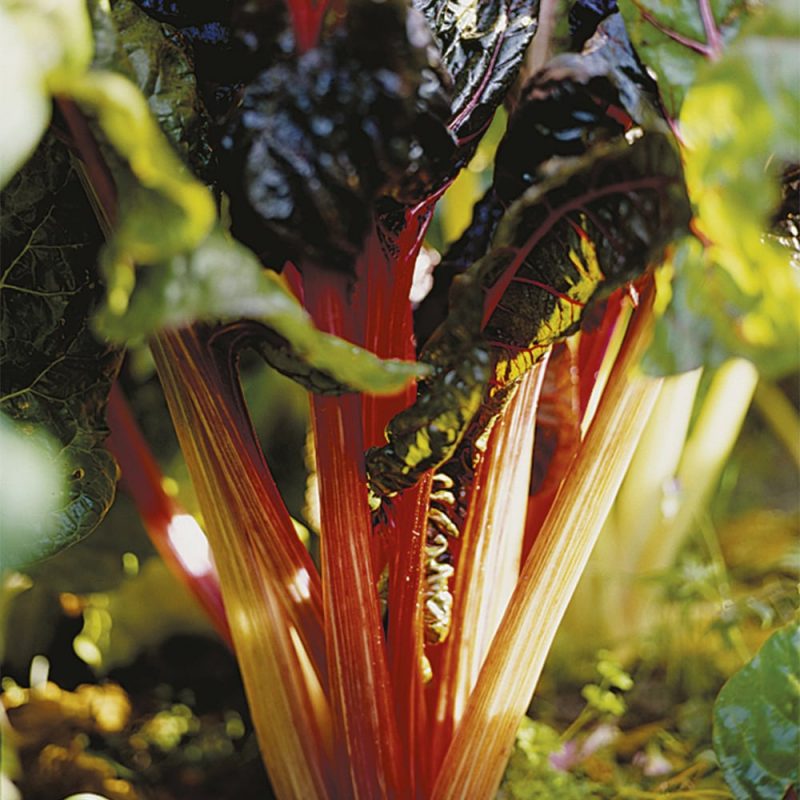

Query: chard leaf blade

[0,134,122,563]
[414,0,539,163]
[96,227,425,395]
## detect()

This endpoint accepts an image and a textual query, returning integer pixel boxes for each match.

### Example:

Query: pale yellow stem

[432,297,663,800]
[617,367,703,574]
[443,360,549,731]
[570,367,701,641]
[635,358,758,576]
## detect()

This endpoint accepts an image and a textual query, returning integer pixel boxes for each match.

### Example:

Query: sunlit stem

[616,367,703,568]
[634,358,758,577]
[151,327,333,800]
[428,359,548,783]
[568,366,702,642]
[304,267,405,799]
[106,383,232,645]
[580,297,633,436]
[431,288,663,800]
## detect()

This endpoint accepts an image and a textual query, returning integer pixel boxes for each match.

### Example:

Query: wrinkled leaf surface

[713,622,800,800]
[0,134,122,561]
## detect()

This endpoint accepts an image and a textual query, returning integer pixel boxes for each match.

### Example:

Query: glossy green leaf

[713,622,800,800]
[97,227,425,395]
[369,130,690,496]
[0,133,122,562]
[0,0,93,187]
[224,0,454,274]
[414,0,538,161]
[618,0,747,117]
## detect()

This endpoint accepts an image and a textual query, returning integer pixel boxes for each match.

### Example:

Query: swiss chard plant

[1,0,798,797]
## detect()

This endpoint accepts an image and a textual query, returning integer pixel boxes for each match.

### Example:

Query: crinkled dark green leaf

[0,134,122,563]
[96,227,426,395]
[713,622,800,800]
[618,0,748,117]
[368,130,690,496]
[222,0,454,274]
[414,0,539,144]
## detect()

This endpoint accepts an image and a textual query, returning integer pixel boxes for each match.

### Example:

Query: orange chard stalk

[151,326,334,800]
[424,360,549,789]
[303,264,406,798]
[521,343,581,561]
[431,284,664,799]
[356,209,437,795]
[106,383,232,646]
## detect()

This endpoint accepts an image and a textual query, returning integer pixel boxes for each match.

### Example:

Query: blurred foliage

[71,558,214,675]
[0,415,65,571]
[642,1,800,377]
[1,673,271,800]
[619,0,747,119]
[0,0,93,187]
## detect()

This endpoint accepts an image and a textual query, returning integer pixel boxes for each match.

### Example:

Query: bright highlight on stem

[432,291,664,799]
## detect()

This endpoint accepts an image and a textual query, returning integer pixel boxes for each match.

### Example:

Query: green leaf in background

[0,133,122,563]
[713,621,800,800]
[96,227,426,395]
[0,416,64,570]
[0,0,93,188]
[618,0,747,118]
[646,3,800,377]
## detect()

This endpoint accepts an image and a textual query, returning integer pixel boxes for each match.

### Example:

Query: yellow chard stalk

[431,290,664,799]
